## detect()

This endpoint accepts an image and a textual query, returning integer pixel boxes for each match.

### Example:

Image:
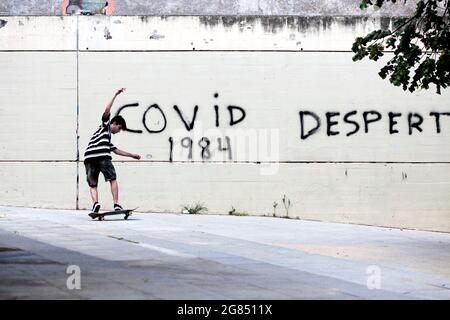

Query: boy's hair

[111,115,127,130]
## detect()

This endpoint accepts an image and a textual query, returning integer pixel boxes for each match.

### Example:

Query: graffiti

[169,136,232,161]
[173,105,199,131]
[143,104,167,133]
[114,100,448,162]
[228,106,246,126]
[115,96,247,134]
[115,94,245,161]
[299,110,450,139]
[430,112,450,133]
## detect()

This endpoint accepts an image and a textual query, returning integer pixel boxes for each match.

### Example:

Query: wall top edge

[0,14,410,18]
[0,0,419,17]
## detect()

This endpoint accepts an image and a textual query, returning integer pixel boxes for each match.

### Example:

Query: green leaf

[368,43,385,60]
[353,0,448,94]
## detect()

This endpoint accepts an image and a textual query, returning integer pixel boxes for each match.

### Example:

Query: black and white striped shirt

[84,114,117,162]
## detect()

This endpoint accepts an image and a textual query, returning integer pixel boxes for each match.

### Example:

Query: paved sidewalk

[0,206,449,299]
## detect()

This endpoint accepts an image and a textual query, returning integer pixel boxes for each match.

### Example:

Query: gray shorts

[84,158,117,187]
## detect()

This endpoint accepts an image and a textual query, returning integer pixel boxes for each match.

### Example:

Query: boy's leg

[110,179,119,204]
[89,187,99,203]
[98,158,121,209]
[110,180,124,211]
[85,160,101,211]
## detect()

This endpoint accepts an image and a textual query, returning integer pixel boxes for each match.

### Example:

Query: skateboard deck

[89,208,137,221]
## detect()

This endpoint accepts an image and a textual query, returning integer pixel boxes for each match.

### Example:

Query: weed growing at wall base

[228,206,249,216]
[282,195,292,218]
[182,203,208,214]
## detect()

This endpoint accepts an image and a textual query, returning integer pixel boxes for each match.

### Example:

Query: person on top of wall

[64,0,110,15]
[101,1,109,15]
[84,88,141,214]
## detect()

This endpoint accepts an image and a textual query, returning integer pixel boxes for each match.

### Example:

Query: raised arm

[103,88,126,119]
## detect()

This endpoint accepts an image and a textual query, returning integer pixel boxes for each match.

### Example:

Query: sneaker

[92,202,101,213]
[114,203,123,211]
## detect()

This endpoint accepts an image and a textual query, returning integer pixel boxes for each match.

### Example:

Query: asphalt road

[0,206,449,299]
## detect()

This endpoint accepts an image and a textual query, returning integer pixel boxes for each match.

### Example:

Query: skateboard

[89,208,137,221]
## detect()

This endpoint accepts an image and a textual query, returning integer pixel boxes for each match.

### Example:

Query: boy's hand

[131,154,141,160]
[115,88,126,96]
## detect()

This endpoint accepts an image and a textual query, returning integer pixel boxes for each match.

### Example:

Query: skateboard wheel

[124,215,129,220]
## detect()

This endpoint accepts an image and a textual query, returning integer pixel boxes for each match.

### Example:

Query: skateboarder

[84,88,141,214]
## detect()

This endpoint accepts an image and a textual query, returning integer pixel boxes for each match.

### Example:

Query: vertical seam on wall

[76,16,80,210]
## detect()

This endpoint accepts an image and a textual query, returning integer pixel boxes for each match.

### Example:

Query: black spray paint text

[299,110,450,139]
[114,94,245,161]
[115,99,246,134]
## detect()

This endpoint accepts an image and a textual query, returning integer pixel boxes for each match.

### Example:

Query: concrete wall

[1,15,449,232]
[0,0,417,16]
